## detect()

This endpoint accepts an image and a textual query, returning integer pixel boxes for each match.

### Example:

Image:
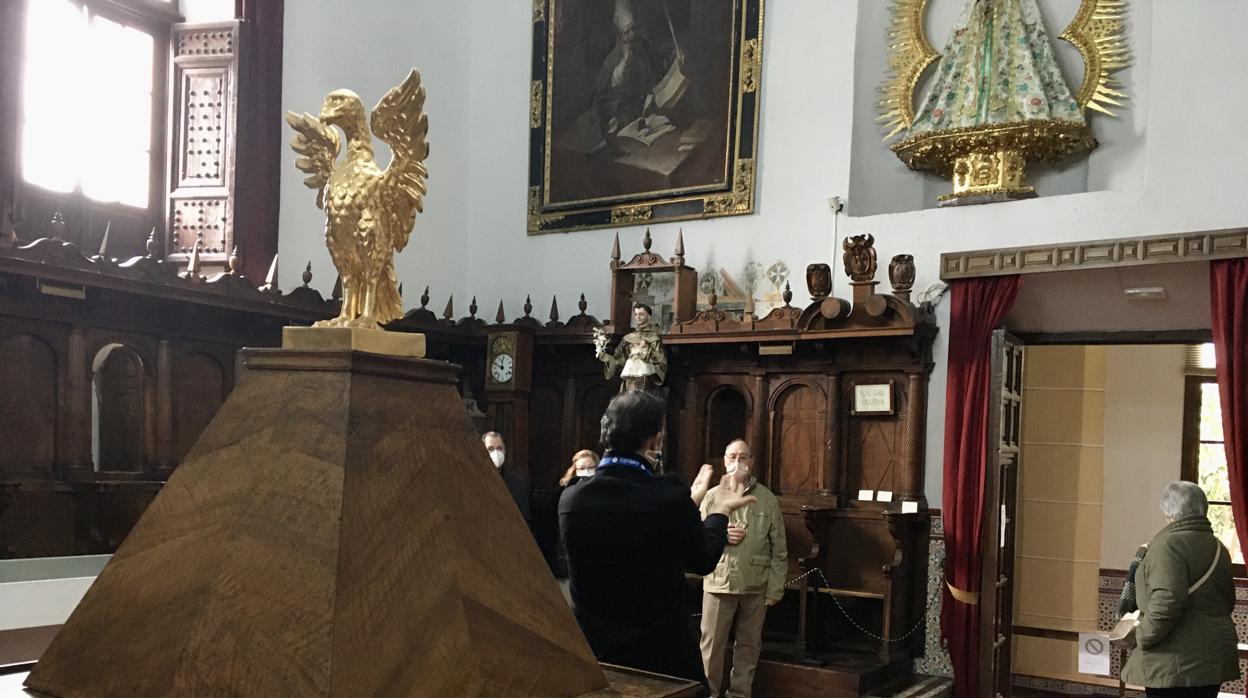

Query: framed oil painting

[528,0,764,234]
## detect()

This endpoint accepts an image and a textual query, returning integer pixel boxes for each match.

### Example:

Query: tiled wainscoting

[913,516,1248,695]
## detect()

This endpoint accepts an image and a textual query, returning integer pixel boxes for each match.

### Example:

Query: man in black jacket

[560,390,756,689]
[483,431,529,523]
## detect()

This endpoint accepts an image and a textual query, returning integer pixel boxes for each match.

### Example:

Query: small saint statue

[594,302,667,394]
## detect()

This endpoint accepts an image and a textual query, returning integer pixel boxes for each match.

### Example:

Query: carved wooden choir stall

[0,221,935,696]
[493,232,938,696]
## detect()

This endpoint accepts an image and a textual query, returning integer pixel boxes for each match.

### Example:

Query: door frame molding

[940,227,1248,281]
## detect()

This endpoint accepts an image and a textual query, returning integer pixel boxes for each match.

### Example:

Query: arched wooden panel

[0,334,58,471]
[528,383,565,488]
[704,386,749,468]
[772,383,824,496]
[173,352,227,463]
[94,345,145,472]
[845,383,909,494]
[578,384,612,455]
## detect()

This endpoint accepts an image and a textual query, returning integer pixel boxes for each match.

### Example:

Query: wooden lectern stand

[26,335,695,697]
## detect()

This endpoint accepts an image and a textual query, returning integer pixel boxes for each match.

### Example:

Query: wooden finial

[443,295,454,320]
[259,254,279,293]
[228,245,240,275]
[469,296,478,318]
[145,228,161,258]
[523,294,533,318]
[184,240,203,280]
[642,228,652,251]
[578,293,588,315]
[302,261,313,287]
[782,281,793,306]
[611,232,621,266]
[48,211,67,241]
[495,300,506,324]
[420,285,430,309]
[97,221,111,257]
[673,228,685,264]
[549,295,560,323]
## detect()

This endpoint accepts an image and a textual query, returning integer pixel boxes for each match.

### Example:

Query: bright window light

[21,0,155,209]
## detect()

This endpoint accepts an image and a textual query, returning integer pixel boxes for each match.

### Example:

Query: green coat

[699,478,788,602]
[1121,516,1239,689]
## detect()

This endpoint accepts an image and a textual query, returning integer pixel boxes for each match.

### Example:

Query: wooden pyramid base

[26,348,613,697]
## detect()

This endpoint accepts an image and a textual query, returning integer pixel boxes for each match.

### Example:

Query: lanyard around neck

[597,455,653,476]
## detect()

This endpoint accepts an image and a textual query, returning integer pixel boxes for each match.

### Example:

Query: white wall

[279,0,471,307]
[280,0,1248,502]
[1100,344,1185,568]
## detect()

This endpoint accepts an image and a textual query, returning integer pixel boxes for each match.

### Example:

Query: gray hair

[481,431,503,443]
[1159,481,1208,520]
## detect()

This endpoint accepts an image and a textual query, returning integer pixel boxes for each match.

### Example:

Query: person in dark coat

[1121,481,1239,697]
[559,390,755,690]
[483,431,529,523]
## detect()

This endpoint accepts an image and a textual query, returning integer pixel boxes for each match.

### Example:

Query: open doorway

[977,260,1247,695]
[1009,341,1246,696]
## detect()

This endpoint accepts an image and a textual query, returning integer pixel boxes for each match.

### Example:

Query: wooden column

[560,375,577,466]
[157,340,174,473]
[64,327,91,474]
[751,371,767,474]
[825,373,840,497]
[900,371,926,500]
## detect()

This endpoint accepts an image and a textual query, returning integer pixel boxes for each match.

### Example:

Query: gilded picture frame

[528,0,764,235]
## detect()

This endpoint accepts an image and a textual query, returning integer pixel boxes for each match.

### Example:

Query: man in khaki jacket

[698,439,788,698]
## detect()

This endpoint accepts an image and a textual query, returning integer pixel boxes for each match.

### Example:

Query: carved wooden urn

[805,263,831,301]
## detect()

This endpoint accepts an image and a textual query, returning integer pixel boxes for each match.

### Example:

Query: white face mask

[489,450,505,468]
[575,468,595,478]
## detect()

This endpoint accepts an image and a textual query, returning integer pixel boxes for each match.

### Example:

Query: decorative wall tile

[914,536,953,678]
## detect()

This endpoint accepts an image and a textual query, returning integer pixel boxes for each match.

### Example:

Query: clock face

[491,353,514,383]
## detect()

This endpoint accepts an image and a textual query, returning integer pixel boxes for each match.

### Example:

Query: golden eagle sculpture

[286,69,430,329]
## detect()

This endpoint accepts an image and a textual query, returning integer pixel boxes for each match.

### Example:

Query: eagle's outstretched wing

[877,0,940,140]
[371,69,430,253]
[285,111,341,209]
[1060,0,1131,116]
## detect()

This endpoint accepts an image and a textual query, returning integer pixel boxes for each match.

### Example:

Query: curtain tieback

[947,581,980,605]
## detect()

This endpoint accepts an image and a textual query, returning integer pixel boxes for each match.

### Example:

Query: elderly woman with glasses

[1121,481,1239,697]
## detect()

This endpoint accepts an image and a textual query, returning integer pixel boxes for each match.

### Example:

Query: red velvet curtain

[233,0,284,284]
[1210,259,1248,558]
[940,275,1022,698]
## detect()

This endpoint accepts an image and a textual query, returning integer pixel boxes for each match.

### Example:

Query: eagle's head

[319,89,364,129]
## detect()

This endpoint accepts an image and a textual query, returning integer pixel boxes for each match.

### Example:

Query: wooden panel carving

[173,352,226,462]
[177,71,229,186]
[174,28,235,56]
[843,376,908,495]
[528,383,565,488]
[168,22,239,264]
[770,382,825,496]
[172,198,229,254]
[578,384,612,455]
[93,345,146,472]
[0,333,57,471]
[704,385,748,469]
